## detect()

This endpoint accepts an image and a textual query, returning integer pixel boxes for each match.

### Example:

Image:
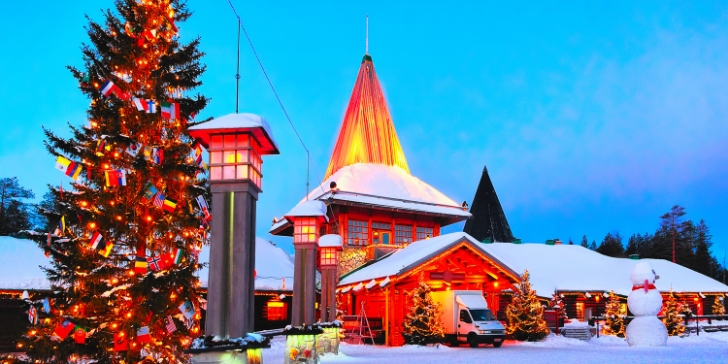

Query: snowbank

[0,236,51,290]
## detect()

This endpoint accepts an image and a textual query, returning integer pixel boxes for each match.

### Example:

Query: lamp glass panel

[210,166,222,180]
[223,150,236,164]
[237,150,249,163]
[237,134,250,147]
[223,166,235,180]
[223,134,236,148]
[211,135,223,149]
[236,165,248,179]
[210,151,222,164]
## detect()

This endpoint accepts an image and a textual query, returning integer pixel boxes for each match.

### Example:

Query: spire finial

[365,15,369,55]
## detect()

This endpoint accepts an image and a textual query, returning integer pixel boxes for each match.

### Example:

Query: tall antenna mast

[235,18,241,113]
[365,15,369,55]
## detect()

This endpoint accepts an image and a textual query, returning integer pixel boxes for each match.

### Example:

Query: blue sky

[1,1,727,259]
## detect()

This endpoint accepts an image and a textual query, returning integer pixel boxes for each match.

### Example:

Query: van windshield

[469,309,494,321]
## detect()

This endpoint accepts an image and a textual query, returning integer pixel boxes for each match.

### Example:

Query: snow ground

[259,332,728,364]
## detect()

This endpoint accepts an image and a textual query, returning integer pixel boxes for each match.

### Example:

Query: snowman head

[630,262,660,286]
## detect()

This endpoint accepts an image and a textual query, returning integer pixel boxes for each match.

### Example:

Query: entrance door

[380,232,390,245]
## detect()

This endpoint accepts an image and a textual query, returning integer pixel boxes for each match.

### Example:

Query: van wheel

[493,341,503,348]
[468,333,479,348]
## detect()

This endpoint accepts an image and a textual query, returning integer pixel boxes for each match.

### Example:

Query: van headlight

[479,330,491,334]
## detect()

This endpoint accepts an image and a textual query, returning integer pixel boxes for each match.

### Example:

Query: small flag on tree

[195,195,208,211]
[172,248,183,265]
[160,101,172,119]
[142,182,158,202]
[104,169,127,187]
[113,332,128,352]
[152,147,164,164]
[53,320,76,340]
[42,298,51,313]
[55,156,83,180]
[147,255,163,271]
[73,327,87,344]
[136,326,151,344]
[98,240,114,258]
[28,305,38,325]
[170,102,180,120]
[126,143,142,157]
[147,100,157,113]
[179,300,195,320]
[100,80,118,97]
[165,315,177,333]
[96,139,107,155]
[53,216,65,236]
[90,232,114,257]
[134,256,147,274]
[162,197,177,213]
[133,97,147,112]
[153,192,165,209]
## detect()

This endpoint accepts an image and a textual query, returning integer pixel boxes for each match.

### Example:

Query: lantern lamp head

[284,200,328,245]
[318,234,343,268]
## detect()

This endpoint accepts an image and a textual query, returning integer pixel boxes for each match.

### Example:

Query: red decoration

[73,328,87,344]
[114,332,129,352]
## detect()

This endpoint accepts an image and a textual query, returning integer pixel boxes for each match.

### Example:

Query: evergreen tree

[712,296,725,316]
[580,235,588,248]
[506,270,550,342]
[694,220,714,277]
[596,232,625,257]
[662,293,686,336]
[588,240,597,251]
[548,292,567,319]
[402,279,445,345]
[13,1,209,362]
[0,177,35,236]
[601,291,624,337]
[568,237,573,245]
[660,205,686,263]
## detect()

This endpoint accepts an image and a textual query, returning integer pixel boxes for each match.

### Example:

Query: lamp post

[188,113,279,339]
[318,234,343,322]
[284,200,328,326]
[595,294,600,338]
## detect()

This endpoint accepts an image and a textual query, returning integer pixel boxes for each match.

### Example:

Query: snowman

[625,261,667,346]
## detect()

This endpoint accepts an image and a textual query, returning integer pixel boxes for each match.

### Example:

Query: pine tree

[662,293,686,336]
[596,232,625,257]
[402,279,445,345]
[580,235,588,248]
[601,291,625,337]
[548,292,567,320]
[0,177,36,236]
[506,270,550,342]
[13,1,209,362]
[712,296,725,316]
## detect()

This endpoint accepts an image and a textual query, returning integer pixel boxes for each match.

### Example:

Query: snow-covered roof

[197,237,295,291]
[0,236,51,290]
[284,200,328,221]
[187,113,279,154]
[479,243,728,297]
[318,234,343,248]
[339,232,517,286]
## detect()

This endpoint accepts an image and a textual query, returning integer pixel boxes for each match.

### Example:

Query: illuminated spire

[325,55,410,178]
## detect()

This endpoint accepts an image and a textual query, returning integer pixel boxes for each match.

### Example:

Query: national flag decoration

[165,315,177,333]
[147,99,157,113]
[152,147,164,164]
[132,97,148,112]
[147,255,163,271]
[136,326,151,344]
[126,142,142,157]
[53,320,76,340]
[195,195,208,212]
[98,240,114,258]
[178,300,195,320]
[89,231,105,251]
[162,197,177,213]
[42,298,51,313]
[73,327,87,344]
[28,305,38,325]
[113,332,128,352]
[160,101,172,119]
[142,182,158,202]
[100,80,118,97]
[172,248,183,265]
[153,192,165,209]
[53,216,65,236]
[134,256,147,275]
[169,102,180,120]
[143,146,153,162]
[104,169,127,187]
[96,138,107,155]
[46,232,51,257]
[55,156,83,180]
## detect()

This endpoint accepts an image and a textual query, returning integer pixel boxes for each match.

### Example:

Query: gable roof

[325,54,409,178]
[463,166,515,243]
[339,232,518,286]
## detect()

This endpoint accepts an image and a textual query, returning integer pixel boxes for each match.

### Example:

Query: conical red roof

[325,55,410,178]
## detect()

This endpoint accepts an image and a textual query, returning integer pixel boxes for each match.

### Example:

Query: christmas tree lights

[601,291,625,337]
[662,293,686,337]
[505,270,549,342]
[402,279,445,345]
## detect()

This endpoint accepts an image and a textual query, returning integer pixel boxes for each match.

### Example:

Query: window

[459,310,472,323]
[395,224,413,244]
[372,222,391,245]
[347,220,368,246]
[372,222,391,230]
[265,301,288,321]
[416,226,433,241]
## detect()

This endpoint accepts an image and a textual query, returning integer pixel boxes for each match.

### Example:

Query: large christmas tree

[505,270,550,342]
[402,279,445,345]
[14,0,209,362]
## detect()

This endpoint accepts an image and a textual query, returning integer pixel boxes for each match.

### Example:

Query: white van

[430,290,506,347]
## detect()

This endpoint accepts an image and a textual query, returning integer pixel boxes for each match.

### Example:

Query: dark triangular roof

[463,166,515,243]
[325,54,410,178]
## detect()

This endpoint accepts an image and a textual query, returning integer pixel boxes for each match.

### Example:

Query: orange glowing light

[325,54,410,178]
[88,222,96,229]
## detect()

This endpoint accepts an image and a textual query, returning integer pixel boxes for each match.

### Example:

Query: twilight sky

[1,1,727,259]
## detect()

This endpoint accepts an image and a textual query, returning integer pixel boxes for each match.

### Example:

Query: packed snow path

[263,332,728,364]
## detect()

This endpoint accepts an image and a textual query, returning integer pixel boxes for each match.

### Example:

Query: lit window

[347,220,368,246]
[265,301,288,321]
[395,224,413,244]
[416,226,433,241]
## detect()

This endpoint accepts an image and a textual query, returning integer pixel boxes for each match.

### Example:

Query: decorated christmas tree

[601,291,625,337]
[12,0,209,362]
[402,279,445,345]
[662,293,686,336]
[547,292,567,320]
[712,296,725,316]
[506,270,550,342]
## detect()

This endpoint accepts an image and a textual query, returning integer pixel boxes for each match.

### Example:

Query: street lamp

[595,294,600,338]
[284,200,328,326]
[188,113,279,339]
[319,234,343,322]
